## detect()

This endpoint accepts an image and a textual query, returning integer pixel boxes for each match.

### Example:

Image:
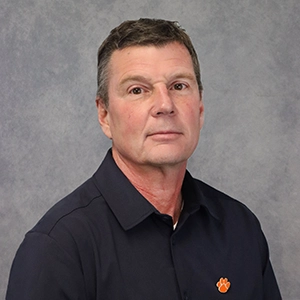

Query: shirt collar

[181,171,223,223]
[93,149,156,230]
[93,149,222,230]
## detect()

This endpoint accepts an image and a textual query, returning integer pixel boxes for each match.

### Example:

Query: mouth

[147,131,182,140]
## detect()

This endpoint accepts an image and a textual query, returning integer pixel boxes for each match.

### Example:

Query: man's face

[97,42,204,170]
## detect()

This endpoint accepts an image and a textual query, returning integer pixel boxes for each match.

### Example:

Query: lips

[148,130,181,136]
[149,131,177,135]
[147,131,182,140]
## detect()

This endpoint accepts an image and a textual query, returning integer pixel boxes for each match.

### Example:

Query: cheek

[111,107,142,137]
[184,106,202,138]
[185,101,201,122]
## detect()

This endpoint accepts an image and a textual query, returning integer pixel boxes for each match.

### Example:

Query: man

[6,18,281,299]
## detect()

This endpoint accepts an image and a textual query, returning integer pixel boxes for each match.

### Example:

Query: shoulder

[192,178,263,233]
[16,175,111,268]
[29,176,104,237]
[193,178,269,257]
[196,178,256,211]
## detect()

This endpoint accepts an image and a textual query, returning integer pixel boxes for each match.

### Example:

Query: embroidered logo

[216,277,231,293]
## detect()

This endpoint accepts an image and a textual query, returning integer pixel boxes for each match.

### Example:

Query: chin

[146,151,191,167]
[152,144,195,160]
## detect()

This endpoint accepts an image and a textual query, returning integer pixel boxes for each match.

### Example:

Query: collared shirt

[6,149,281,300]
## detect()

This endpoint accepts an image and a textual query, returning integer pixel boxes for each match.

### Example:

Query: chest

[80,214,264,300]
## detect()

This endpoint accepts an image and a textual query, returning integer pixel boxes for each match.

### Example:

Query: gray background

[1,0,299,299]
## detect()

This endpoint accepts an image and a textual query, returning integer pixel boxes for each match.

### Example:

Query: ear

[96,97,112,139]
[199,92,205,130]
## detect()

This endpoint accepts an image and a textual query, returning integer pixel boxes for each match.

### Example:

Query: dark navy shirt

[6,150,281,299]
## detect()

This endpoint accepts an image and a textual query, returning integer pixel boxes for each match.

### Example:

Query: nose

[151,85,175,116]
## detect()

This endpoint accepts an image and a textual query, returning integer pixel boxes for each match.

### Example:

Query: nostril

[155,110,175,116]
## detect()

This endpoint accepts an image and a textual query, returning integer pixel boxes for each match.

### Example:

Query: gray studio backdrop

[1,0,299,299]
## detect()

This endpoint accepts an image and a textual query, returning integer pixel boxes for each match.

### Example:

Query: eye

[129,87,143,94]
[172,83,188,91]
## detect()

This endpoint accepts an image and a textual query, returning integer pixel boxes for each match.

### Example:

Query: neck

[113,151,186,224]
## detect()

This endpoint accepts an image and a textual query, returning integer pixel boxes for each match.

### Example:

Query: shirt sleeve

[6,231,87,300]
[263,258,282,300]
[255,217,282,300]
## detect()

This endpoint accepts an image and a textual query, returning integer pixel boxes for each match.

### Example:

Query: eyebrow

[119,72,196,87]
[170,72,197,82]
[119,75,152,87]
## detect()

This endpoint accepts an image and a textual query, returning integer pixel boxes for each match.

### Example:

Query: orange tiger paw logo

[216,277,231,293]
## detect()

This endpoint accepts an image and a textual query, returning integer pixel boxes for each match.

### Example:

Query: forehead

[107,42,195,81]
